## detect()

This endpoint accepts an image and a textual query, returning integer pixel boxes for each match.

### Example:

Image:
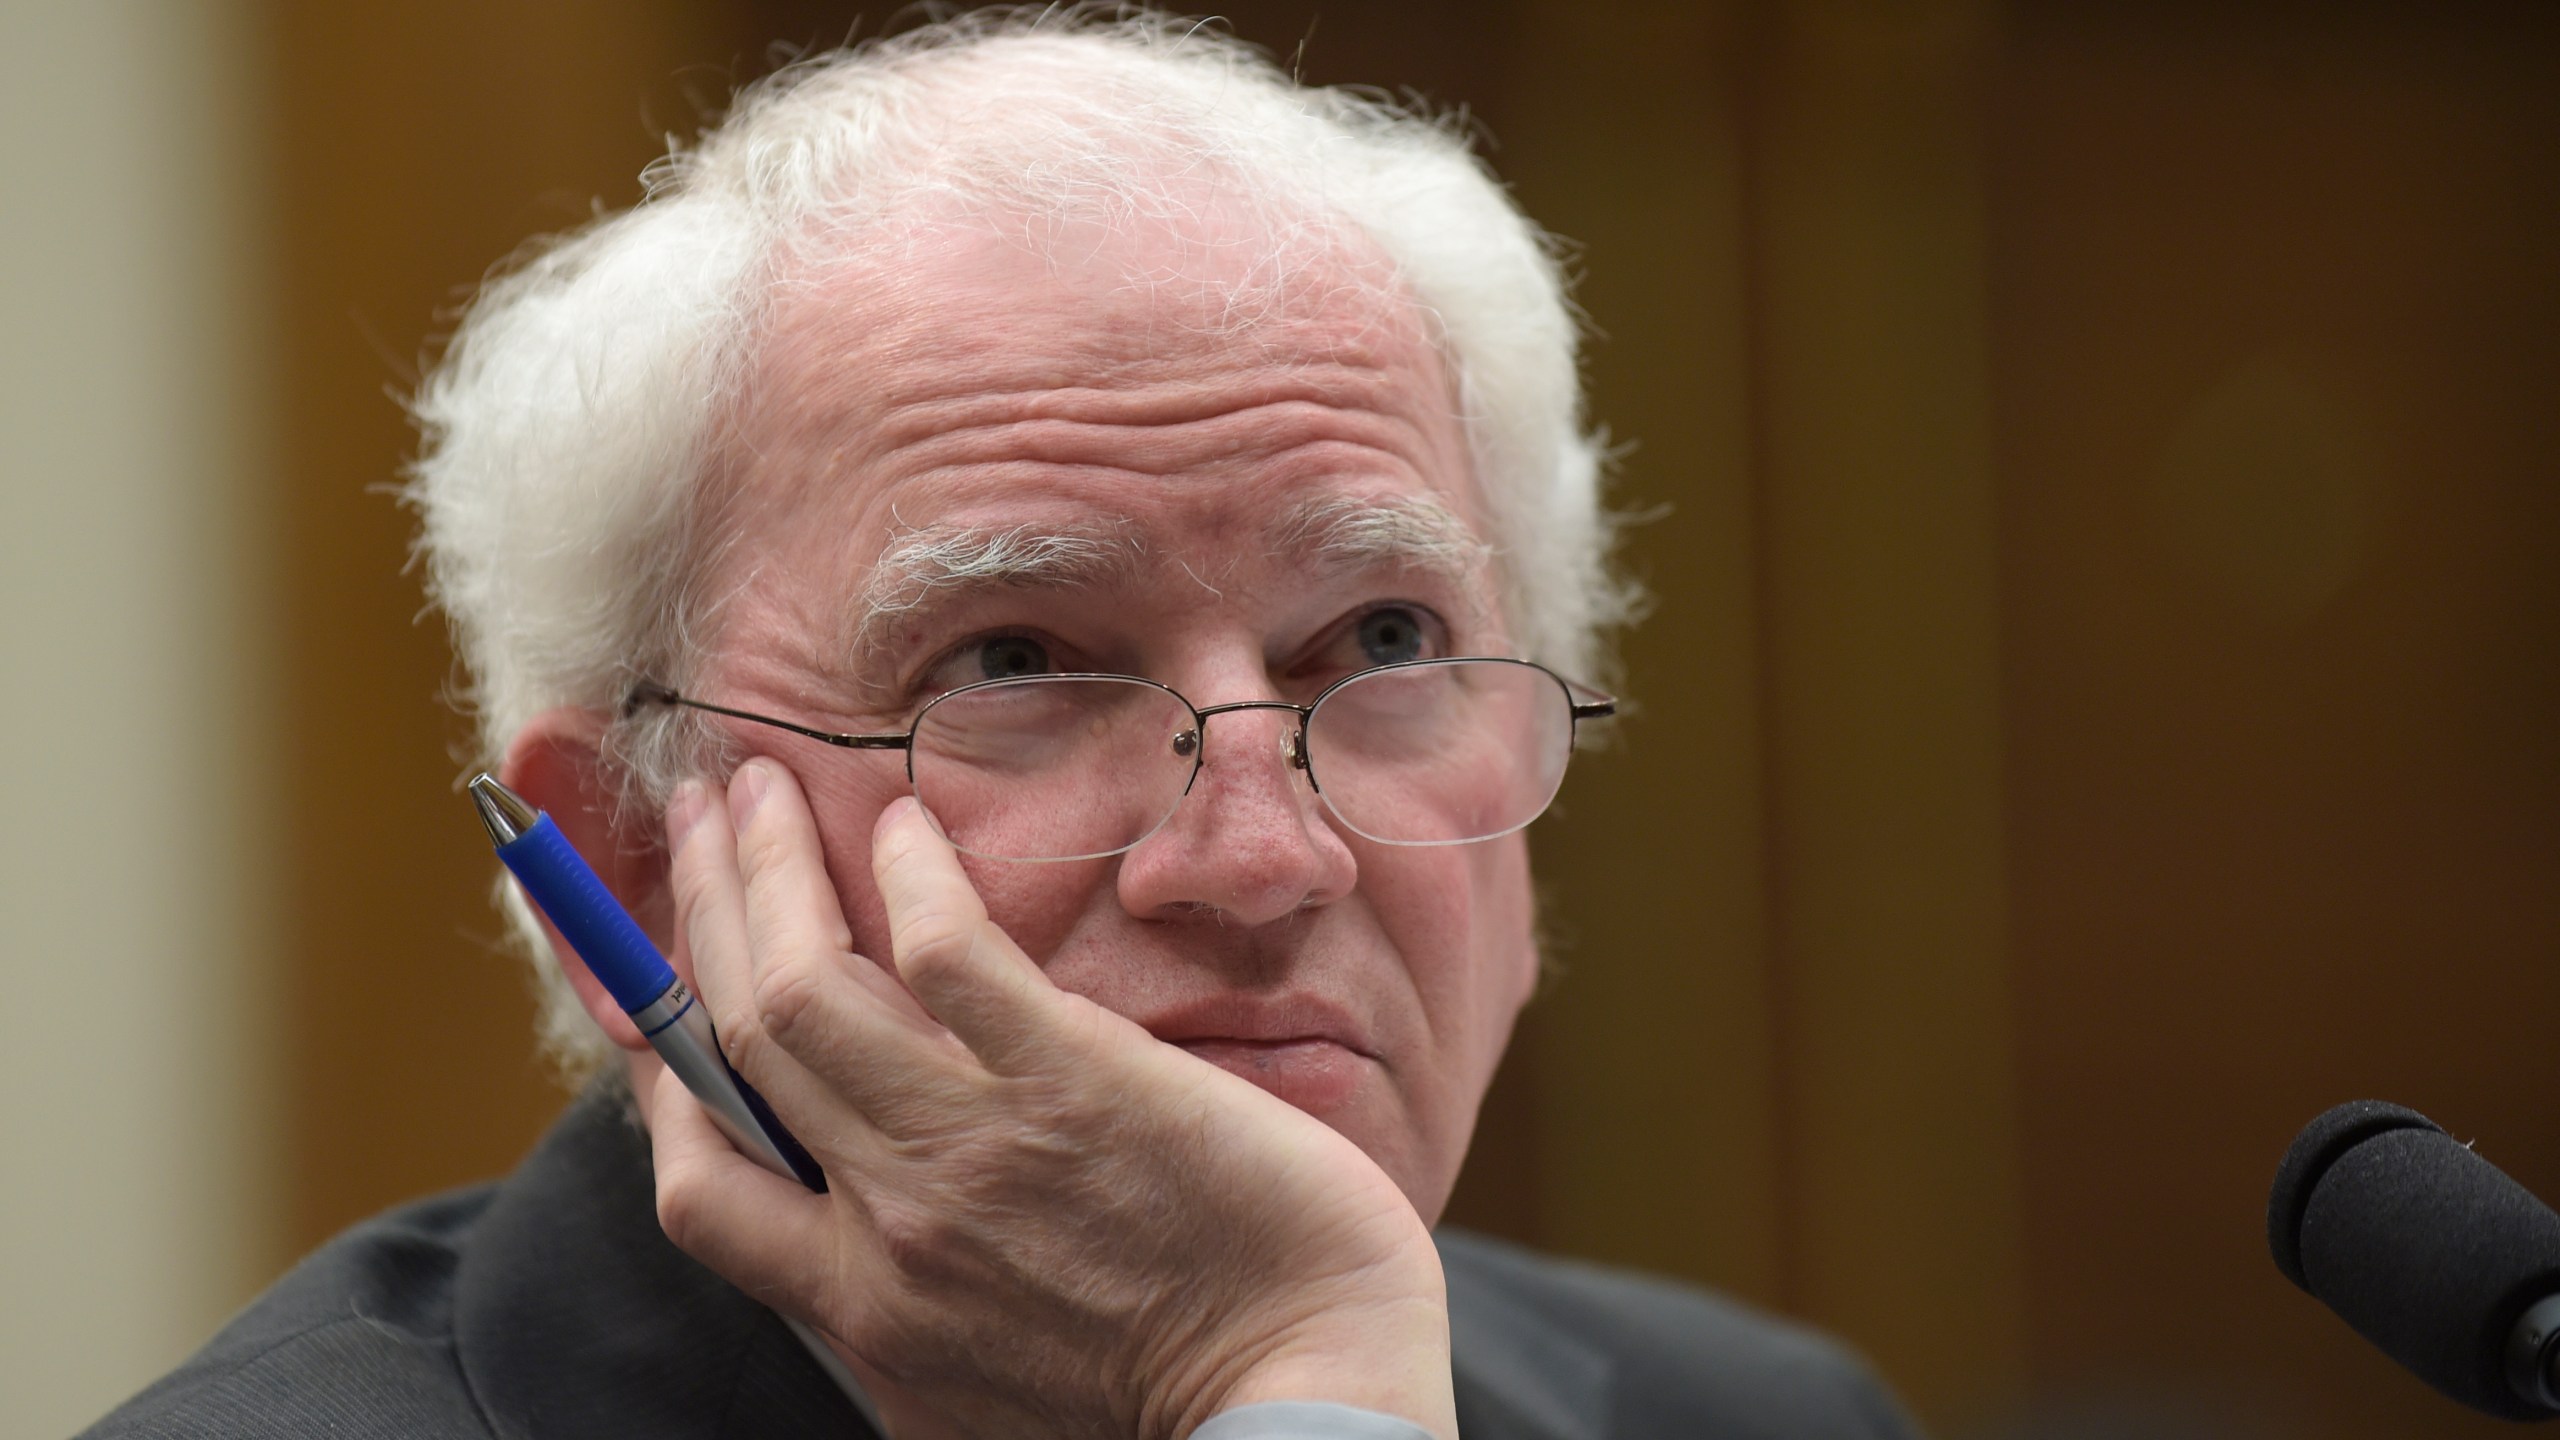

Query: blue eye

[976,635,1054,681]
[1354,607,1428,666]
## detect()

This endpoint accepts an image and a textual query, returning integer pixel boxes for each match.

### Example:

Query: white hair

[404,6,1632,1075]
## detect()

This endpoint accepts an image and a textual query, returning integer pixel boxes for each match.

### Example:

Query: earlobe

[496,709,671,1053]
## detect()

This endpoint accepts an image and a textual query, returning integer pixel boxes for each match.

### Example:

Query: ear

[497,708,674,1053]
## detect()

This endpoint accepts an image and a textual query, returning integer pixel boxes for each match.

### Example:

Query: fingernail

[667,780,708,849]
[730,761,772,825]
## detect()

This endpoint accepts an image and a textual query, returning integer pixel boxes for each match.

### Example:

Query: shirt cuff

[1191,1400,1440,1440]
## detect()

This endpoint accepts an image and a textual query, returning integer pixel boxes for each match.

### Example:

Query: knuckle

[1049,999,1115,1064]
[875,834,954,907]
[873,819,929,875]
[749,952,826,1045]
[708,1000,769,1070]
[733,810,794,878]
[653,1164,712,1253]
[670,853,725,926]
[867,1194,970,1288]
[891,908,979,986]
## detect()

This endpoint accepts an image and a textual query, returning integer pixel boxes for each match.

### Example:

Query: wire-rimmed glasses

[626,657,1616,862]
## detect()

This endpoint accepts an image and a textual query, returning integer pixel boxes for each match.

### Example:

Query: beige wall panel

[0,2,277,1431]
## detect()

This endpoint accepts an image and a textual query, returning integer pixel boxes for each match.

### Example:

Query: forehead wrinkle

[870,371,1433,484]
[721,218,1491,698]
[745,241,1446,489]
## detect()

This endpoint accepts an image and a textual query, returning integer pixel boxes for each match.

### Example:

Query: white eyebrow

[864,520,1143,611]
[1265,493,1496,587]
[840,496,1496,685]
[844,519,1144,672]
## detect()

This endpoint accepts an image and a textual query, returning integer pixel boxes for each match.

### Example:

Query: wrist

[1192,1401,1447,1440]
[1205,1290,1457,1440]
[1155,1227,1455,1440]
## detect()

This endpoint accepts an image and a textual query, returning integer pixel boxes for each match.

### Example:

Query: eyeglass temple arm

[622,682,912,751]
[1558,674,1617,722]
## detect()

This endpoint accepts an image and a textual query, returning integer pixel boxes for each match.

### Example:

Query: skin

[504,215,1544,1439]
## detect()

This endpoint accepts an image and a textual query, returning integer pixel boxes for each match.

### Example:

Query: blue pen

[467,774,883,1423]
[467,773,826,1191]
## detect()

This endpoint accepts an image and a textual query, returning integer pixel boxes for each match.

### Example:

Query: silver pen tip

[467,773,539,847]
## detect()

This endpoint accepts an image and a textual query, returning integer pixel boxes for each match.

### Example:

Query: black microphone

[2269,1100,2560,1420]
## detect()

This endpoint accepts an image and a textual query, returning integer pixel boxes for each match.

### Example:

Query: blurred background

[6,0,2556,1435]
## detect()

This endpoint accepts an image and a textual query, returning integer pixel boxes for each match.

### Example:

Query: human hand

[642,758,1457,1440]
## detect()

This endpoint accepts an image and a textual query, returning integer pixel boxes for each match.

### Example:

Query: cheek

[958,854,1113,962]
[1474,839,1540,1014]
[1366,835,1539,1063]
[1353,835,1534,1217]
[790,746,1105,964]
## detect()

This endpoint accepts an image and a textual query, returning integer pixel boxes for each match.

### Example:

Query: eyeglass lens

[1305,659,1574,847]
[911,677,1198,862]
[907,659,1580,862]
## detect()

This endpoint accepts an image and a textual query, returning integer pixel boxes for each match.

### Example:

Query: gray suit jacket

[83,1085,1918,1439]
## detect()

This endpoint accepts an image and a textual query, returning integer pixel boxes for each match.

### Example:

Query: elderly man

[89,14,1914,1440]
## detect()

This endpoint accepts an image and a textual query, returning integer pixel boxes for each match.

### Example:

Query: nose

[1115,704,1357,925]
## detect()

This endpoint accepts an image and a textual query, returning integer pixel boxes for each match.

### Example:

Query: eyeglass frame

[622,656,1617,852]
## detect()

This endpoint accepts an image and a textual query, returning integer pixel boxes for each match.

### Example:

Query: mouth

[1171,1037,1372,1110]
[1142,997,1379,1113]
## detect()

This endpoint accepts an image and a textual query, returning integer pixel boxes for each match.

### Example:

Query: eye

[1286,604,1447,697]
[1352,605,1435,667]
[915,633,1061,697]
[972,635,1055,682]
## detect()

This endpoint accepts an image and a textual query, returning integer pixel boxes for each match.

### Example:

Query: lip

[1140,994,1379,1112]
[1140,993,1376,1055]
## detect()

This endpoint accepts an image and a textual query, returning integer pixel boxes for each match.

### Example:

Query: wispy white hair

[405,6,1631,1075]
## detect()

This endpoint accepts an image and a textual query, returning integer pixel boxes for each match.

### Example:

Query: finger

[726,760,936,1030]
[666,776,756,1041]
[642,1052,845,1321]
[676,764,972,1132]
[870,795,1069,1074]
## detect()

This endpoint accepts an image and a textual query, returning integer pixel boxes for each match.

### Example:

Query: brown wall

[268,0,730,1261]
[264,4,2560,1437]
[1990,8,2560,1439]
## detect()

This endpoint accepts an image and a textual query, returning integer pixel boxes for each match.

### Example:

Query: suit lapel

[462,1088,1612,1440]
[452,1085,869,1440]
[1446,1249,1613,1440]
